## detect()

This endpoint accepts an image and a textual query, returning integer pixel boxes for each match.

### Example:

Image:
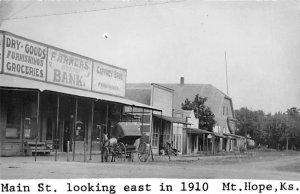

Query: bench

[24,141,51,156]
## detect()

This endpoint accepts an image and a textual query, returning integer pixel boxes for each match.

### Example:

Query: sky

[1,0,300,114]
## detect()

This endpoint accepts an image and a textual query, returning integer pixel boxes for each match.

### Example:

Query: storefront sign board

[47,48,93,90]
[92,62,126,97]
[3,35,47,81]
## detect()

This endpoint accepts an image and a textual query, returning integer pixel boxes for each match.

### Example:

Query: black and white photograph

[0,0,300,186]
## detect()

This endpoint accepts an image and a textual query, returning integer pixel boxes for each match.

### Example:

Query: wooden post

[84,138,86,162]
[131,106,133,122]
[90,100,94,160]
[160,111,163,154]
[67,141,70,162]
[73,98,78,161]
[202,134,205,152]
[206,134,209,154]
[141,108,144,143]
[35,91,40,162]
[55,95,59,161]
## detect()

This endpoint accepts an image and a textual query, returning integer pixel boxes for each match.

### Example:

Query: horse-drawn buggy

[102,122,150,162]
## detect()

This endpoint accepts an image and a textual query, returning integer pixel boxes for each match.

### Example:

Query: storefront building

[162,77,240,153]
[0,31,159,156]
[126,83,187,155]
[127,77,242,155]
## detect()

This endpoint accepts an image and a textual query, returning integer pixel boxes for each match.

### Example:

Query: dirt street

[0,151,299,180]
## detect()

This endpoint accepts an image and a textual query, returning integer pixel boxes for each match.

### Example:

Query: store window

[152,120,159,147]
[5,91,22,139]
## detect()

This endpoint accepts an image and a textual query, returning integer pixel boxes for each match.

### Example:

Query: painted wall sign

[0,33,3,73]
[47,48,92,90]
[3,35,47,81]
[92,62,126,97]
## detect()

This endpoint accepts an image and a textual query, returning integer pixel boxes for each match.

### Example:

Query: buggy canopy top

[111,122,141,139]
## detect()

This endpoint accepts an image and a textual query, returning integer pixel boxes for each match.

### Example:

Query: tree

[235,107,300,150]
[181,94,216,131]
[235,107,266,147]
[285,107,300,150]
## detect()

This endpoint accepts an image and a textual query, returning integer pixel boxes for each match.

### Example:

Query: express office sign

[92,62,126,97]
[3,35,47,81]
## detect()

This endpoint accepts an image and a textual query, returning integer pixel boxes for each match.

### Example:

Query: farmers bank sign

[47,48,92,90]
[0,31,126,97]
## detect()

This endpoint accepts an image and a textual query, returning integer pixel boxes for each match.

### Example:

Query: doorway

[63,120,71,152]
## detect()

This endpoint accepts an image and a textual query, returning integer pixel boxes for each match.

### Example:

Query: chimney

[180,77,184,85]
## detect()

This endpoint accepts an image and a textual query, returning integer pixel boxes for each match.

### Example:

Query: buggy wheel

[138,142,149,162]
[104,147,112,162]
[115,142,126,162]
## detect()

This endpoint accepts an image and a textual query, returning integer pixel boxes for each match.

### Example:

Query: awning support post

[160,111,163,152]
[119,105,122,121]
[35,91,40,162]
[89,100,94,160]
[202,133,205,152]
[73,98,78,161]
[55,95,60,161]
[141,108,144,143]
[131,106,133,122]
[206,134,209,153]
[106,103,109,136]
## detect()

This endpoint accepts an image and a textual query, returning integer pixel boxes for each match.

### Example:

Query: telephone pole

[225,51,229,95]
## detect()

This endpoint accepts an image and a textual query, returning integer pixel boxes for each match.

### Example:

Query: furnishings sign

[3,35,47,81]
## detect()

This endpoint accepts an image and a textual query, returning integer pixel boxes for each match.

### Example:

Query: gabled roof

[160,84,229,118]
[126,83,235,125]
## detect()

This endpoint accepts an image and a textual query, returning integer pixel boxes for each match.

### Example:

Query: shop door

[63,120,71,152]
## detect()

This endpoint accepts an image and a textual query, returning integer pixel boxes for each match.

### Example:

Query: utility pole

[225,51,229,95]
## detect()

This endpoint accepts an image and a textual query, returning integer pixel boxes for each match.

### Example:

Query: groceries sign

[3,35,47,81]
[0,32,126,97]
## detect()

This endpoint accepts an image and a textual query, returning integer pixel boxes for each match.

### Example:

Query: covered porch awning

[223,133,245,139]
[153,114,190,125]
[214,133,226,138]
[0,74,161,111]
[185,127,213,134]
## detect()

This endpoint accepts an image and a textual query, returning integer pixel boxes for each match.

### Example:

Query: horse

[103,133,118,162]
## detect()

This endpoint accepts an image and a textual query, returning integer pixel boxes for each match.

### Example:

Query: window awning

[0,74,161,111]
[185,128,213,134]
[153,114,190,125]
